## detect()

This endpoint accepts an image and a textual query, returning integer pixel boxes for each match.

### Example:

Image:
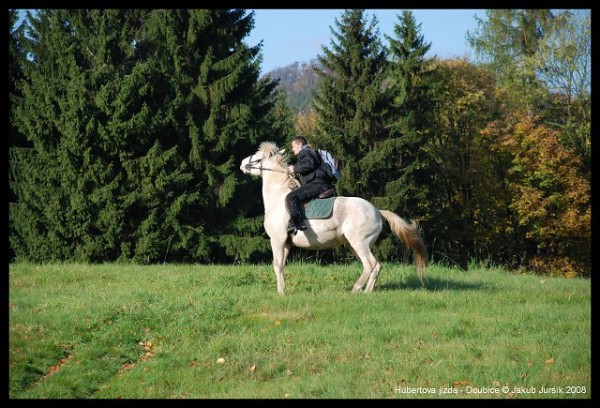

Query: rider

[286,136,332,235]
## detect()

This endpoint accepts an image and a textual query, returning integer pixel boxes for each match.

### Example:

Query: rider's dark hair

[292,136,308,146]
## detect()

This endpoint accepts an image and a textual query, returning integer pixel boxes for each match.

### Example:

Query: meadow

[9,262,591,399]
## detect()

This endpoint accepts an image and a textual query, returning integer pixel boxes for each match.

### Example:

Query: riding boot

[287,212,307,235]
[287,219,297,235]
[294,213,308,231]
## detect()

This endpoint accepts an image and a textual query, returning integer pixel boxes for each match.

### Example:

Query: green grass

[9,262,591,399]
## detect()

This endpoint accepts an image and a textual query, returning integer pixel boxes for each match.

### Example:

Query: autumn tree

[422,58,502,268]
[467,9,590,173]
[466,9,591,274]
[482,113,591,276]
[295,107,318,140]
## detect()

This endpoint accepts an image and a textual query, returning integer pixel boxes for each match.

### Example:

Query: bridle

[244,154,288,174]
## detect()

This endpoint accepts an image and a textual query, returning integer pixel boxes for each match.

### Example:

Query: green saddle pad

[304,197,336,219]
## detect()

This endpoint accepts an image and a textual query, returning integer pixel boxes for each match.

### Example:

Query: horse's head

[239,142,286,177]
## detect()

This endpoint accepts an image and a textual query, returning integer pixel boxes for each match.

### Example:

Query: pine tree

[377,11,436,216]
[9,10,26,149]
[9,9,29,261]
[362,10,438,262]
[312,9,389,199]
[10,10,143,262]
[129,9,282,262]
[10,9,283,263]
[217,80,295,262]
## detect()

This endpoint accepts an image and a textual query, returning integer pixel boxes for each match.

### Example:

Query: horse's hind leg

[364,261,381,293]
[348,244,377,293]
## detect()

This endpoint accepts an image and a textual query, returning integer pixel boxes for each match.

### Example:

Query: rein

[244,154,289,174]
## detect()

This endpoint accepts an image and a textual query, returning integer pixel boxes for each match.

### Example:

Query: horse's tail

[379,210,428,285]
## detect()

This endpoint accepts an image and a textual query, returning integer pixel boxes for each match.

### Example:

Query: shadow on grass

[376,275,491,292]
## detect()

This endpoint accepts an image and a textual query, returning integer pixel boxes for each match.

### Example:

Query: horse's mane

[258,141,278,156]
[258,141,300,190]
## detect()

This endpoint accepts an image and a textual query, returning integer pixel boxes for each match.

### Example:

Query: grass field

[9,262,591,399]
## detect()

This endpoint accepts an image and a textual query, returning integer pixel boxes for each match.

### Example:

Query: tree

[9,9,30,261]
[360,10,438,262]
[312,9,389,199]
[535,10,591,172]
[467,9,558,113]
[467,10,555,82]
[422,58,502,268]
[219,83,295,263]
[10,10,144,262]
[467,9,590,173]
[377,11,436,216]
[295,107,318,140]
[118,9,282,262]
[10,9,284,263]
[482,113,591,277]
[9,10,26,148]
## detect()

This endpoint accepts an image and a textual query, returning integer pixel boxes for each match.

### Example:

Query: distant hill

[262,60,321,113]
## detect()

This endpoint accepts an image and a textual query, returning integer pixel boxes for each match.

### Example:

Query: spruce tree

[378,11,437,219]
[219,86,295,262]
[10,10,143,262]
[9,9,29,260]
[10,9,283,263]
[130,9,281,262]
[8,10,26,149]
[312,9,389,199]
[373,10,437,261]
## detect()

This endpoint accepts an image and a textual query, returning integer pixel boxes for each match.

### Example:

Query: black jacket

[293,146,330,186]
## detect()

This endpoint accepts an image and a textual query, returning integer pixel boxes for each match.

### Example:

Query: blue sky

[16,9,486,75]
[246,9,486,75]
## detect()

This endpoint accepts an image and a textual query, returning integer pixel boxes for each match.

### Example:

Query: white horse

[239,141,427,294]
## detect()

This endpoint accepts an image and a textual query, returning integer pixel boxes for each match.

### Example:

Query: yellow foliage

[529,254,584,278]
[294,108,318,138]
[484,112,590,276]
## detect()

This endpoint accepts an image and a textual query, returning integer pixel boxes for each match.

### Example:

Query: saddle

[302,188,337,219]
[317,188,336,199]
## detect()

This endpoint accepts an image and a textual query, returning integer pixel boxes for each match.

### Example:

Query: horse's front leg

[271,238,291,295]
